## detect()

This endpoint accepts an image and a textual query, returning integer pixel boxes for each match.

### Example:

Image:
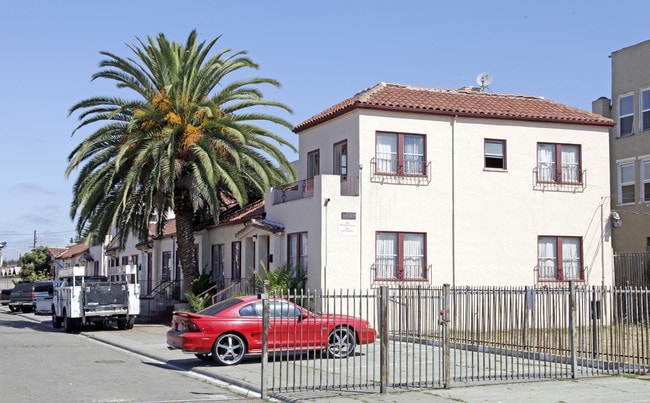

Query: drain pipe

[451,115,457,289]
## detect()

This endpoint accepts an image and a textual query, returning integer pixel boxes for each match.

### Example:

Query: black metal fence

[259,283,650,397]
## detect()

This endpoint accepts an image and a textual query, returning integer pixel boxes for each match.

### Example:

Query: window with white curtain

[375,232,426,280]
[538,236,583,281]
[375,132,425,176]
[537,143,581,184]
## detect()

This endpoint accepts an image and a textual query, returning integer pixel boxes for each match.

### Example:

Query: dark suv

[9,281,56,313]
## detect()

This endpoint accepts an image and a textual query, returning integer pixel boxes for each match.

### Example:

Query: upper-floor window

[375,232,426,281]
[619,94,634,137]
[288,232,308,277]
[619,162,635,205]
[537,143,581,184]
[333,140,347,176]
[376,132,425,176]
[643,160,650,203]
[307,150,320,179]
[538,236,583,281]
[642,89,650,132]
[485,139,506,169]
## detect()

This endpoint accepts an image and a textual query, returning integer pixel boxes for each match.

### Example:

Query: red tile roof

[294,82,615,132]
[58,243,89,259]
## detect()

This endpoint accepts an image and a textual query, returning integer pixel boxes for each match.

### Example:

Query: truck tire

[52,308,63,329]
[64,312,80,333]
[117,317,135,330]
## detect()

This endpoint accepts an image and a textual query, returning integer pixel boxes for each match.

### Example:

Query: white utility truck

[52,265,140,333]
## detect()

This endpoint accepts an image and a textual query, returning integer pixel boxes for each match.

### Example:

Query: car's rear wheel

[195,353,212,361]
[327,326,357,358]
[212,333,246,366]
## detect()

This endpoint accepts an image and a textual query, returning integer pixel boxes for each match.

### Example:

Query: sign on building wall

[339,212,358,236]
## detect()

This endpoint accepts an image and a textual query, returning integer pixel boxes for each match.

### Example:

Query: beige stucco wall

[271,107,613,290]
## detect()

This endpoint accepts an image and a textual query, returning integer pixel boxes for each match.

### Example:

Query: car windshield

[198,297,245,316]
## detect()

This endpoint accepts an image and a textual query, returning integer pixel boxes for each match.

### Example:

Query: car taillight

[177,320,201,332]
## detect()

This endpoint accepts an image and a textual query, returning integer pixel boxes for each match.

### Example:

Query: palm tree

[66,31,296,296]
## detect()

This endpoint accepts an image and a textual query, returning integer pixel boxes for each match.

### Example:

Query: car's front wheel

[212,333,246,366]
[327,326,357,358]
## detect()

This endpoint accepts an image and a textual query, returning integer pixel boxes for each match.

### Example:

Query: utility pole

[33,230,37,250]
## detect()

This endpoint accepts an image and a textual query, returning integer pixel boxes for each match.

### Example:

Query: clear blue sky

[1,1,648,261]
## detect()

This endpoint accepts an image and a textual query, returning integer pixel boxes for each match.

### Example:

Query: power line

[0,230,76,237]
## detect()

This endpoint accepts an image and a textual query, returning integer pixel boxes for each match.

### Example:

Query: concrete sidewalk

[86,323,650,402]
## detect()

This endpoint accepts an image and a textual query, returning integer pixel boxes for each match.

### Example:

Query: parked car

[166,295,377,366]
[9,280,57,313]
[1,288,12,305]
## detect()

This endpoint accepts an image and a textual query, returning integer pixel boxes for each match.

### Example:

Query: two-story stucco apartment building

[58,82,616,298]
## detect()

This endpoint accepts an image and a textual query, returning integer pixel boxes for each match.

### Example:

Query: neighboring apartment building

[593,39,650,253]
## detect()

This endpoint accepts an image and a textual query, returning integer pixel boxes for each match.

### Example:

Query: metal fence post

[442,283,450,388]
[261,281,269,400]
[569,280,577,379]
[380,286,389,393]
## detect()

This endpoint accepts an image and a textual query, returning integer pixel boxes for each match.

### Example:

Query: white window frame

[619,93,634,137]
[642,88,650,132]
[618,161,636,205]
[642,159,650,203]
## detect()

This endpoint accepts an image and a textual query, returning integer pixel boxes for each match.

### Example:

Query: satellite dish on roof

[476,72,493,91]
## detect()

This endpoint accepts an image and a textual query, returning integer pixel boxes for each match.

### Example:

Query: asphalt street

[10,307,650,402]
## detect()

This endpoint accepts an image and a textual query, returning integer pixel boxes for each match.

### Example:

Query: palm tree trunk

[174,194,199,299]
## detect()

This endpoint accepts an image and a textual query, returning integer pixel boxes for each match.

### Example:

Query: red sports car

[166,295,376,365]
